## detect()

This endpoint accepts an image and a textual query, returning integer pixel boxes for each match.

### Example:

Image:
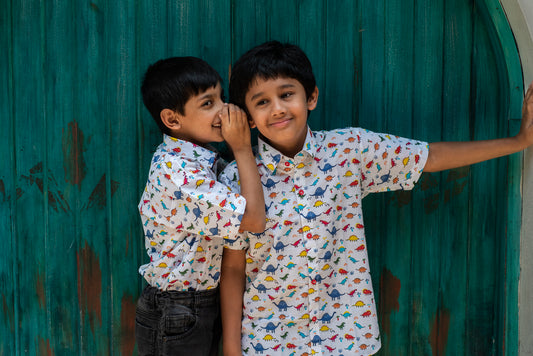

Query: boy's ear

[247,116,257,129]
[307,86,319,111]
[160,109,181,131]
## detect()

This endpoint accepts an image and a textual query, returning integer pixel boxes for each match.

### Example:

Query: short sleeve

[356,129,429,197]
[140,155,247,240]
[218,160,250,250]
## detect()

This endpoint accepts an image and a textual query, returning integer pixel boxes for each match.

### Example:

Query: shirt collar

[162,134,218,169]
[257,127,320,174]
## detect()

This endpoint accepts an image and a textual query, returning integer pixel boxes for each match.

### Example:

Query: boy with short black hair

[219,41,533,355]
[135,56,265,356]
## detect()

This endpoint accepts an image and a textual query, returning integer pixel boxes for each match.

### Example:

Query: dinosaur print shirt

[219,127,428,355]
[138,134,247,291]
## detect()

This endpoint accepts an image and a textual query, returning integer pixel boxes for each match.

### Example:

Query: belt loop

[152,287,158,307]
[193,290,199,310]
[145,285,159,308]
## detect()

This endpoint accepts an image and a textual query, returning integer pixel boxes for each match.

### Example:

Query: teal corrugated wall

[0,0,524,355]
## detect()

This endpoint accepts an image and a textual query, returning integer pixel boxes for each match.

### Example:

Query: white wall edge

[498,0,533,354]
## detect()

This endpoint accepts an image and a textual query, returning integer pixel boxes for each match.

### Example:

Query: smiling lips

[270,117,292,128]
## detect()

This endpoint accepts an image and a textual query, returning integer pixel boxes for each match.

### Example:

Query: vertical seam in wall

[135,0,143,294]
[40,0,52,348]
[9,0,19,353]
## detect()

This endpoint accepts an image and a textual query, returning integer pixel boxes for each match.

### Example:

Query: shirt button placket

[295,155,320,350]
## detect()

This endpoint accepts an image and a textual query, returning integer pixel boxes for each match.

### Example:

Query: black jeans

[135,286,221,356]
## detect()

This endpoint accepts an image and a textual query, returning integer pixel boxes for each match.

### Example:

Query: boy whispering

[135,56,265,356]
[219,41,533,355]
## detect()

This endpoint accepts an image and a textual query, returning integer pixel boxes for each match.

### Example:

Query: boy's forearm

[425,136,527,172]
[221,249,246,356]
[233,147,266,233]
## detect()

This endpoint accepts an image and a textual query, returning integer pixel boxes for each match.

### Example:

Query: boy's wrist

[231,144,254,157]
[515,132,533,151]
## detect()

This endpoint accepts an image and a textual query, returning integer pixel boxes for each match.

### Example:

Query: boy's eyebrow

[196,92,216,102]
[249,83,296,102]
[195,85,222,102]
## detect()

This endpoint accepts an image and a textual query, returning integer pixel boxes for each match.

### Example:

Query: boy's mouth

[270,117,292,128]
[212,123,221,128]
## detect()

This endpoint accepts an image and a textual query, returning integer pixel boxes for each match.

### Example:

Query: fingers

[219,104,230,125]
[222,103,248,129]
[525,82,533,101]
[523,82,533,115]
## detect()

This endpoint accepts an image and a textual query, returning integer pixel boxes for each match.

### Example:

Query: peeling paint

[1,293,14,332]
[120,294,136,356]
[19,162,71,213]
[429,308,451,356]
[424,193,440,213]
[76,241,102,333]
[90,2,101,13]
[62,121,87,189]
[0,179,5,201]
[82,174,119,210]
[38,336,54,356]
[35,270,45,309]
[419,168,470,214]
[16,187,23,199]
[390,190,412,207]
[420,172,439,191]
[446,167,470,182]
[379,267,401,336]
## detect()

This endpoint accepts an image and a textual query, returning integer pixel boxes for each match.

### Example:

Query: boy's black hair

[141,56,222,135]
[229,41,316,112]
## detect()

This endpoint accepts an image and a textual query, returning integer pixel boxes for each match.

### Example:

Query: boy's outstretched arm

[220,248,246,356]
[221,104,266,233]
[424,82,533,172]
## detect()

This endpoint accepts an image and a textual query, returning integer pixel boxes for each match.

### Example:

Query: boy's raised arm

[424,82,533,172]
[221,104,266,233]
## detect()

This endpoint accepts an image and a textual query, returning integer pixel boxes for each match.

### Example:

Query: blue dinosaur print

[219,128,429,355]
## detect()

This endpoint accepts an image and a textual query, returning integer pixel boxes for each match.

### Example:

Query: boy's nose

[271,99,286,117]
[215,99,224,112]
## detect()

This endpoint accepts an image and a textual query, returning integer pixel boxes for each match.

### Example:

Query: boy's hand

[517,81,533,149]
[220,103,252,152]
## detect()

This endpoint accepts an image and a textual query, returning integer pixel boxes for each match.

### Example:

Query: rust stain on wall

[19,162,71,213]
[35,270,46,309]
[90,2,101,12]
[390,190,412,207]
[120,294,137,355]
[62,121,87,189]
[38,336,54,356]
[1,293,14,332]
[429,307,451,356]
[420,172,439,192]
[379,267,401,336]
[76,241,102,333]
[0,179,6,201]
[82,174,120,210]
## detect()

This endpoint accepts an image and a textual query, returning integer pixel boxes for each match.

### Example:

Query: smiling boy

[135,56,265,356]
[219,41,533,355]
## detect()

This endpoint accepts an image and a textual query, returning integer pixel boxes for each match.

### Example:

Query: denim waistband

[141,285,219,309]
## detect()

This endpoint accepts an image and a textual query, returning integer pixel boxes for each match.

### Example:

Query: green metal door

[0,0,524,355]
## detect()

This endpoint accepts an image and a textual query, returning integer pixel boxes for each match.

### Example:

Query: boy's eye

[256,99,268,107]
[202,100,213,107]
[281,92,293,99]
